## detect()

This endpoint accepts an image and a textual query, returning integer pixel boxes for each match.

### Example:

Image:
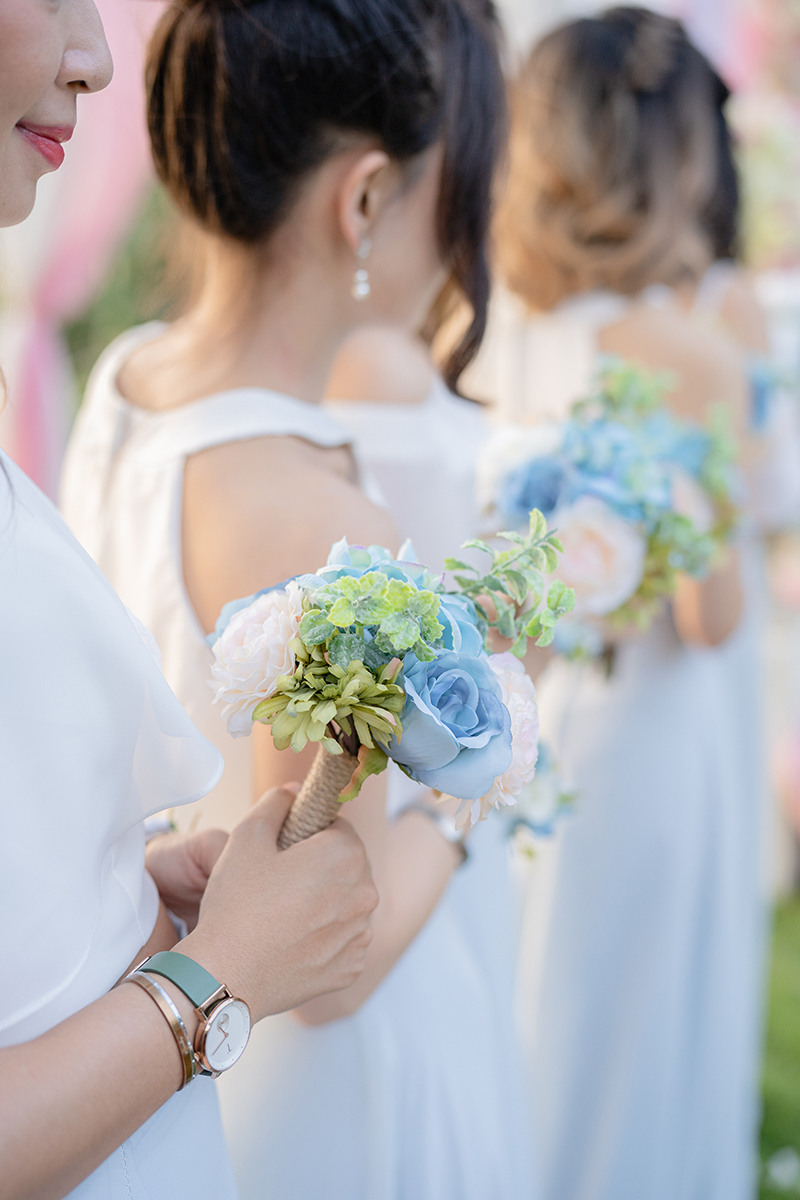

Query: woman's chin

[0,172,39,228]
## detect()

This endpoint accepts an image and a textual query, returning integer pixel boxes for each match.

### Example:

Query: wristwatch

[137,951,252,1077]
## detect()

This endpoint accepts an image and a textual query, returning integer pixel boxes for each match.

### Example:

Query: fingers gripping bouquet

[478,360,738,659]
[209,529,574,847]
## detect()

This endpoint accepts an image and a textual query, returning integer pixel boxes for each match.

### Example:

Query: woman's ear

[338,148,391,256]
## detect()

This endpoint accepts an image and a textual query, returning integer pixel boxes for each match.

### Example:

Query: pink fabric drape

[0,0,161,497]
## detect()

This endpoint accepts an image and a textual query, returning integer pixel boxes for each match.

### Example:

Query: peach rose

[552,495,646,616]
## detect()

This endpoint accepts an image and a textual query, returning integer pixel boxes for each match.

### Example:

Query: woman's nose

[59,0,114,96]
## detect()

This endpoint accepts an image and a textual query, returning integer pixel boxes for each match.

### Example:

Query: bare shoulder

[183,435,397,633]
[325,327,435,407]
[598,303,749,429]
[717,272,770,355]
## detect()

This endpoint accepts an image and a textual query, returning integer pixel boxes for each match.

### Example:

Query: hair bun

[624,11,681,93]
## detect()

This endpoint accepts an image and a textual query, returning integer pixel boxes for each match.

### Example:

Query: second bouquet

[477,359,738,661]
[209,522,574,847]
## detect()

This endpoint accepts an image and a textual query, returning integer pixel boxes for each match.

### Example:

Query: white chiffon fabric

[467,283,769,1200]
[62,347,535,1199]
[0,451,236,1199]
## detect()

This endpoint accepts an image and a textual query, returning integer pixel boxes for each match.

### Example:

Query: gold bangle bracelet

[120,970,197,1089]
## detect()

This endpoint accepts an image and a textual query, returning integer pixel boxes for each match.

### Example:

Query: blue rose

[314,537,436,591]
[387,650,512,800]
[564,419,640,477]
[499,455,565,525]
[663,427,712,478]
[437,593,484,656]
[559,416,673,523]
[561,468,644,522]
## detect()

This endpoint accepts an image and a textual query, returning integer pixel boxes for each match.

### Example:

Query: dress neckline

[108,321,333,422]
[90,322,353,464]
[326,375,466,416]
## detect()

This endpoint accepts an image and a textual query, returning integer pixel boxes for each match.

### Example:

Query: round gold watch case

[195,996,252,1076]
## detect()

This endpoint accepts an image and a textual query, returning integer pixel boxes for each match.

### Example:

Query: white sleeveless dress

[1,451,236,1200]
[62,331,536,1200]
[467,286,767,1200]
[62,323,354,834]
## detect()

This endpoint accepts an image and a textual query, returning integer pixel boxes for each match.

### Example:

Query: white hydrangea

[210,582,304,737]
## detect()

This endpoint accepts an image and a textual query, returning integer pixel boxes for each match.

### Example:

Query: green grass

[761,896,800,1196]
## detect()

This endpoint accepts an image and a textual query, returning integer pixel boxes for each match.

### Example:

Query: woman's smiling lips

[16,122,73,169]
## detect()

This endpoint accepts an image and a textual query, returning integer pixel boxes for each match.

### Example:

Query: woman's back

[61,321,364,833]
[467,284,749,429]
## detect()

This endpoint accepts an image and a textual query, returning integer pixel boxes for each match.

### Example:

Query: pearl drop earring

[351,237,372,301]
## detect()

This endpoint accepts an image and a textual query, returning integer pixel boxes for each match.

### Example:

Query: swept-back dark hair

[703,68,739,262]
[146,0,506,390]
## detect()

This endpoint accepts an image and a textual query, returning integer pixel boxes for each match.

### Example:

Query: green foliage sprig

[253,639,405,799]
[609,511,716,630]
[573,358,674,424]
[445,509,576,656]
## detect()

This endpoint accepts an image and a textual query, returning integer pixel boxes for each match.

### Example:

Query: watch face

[200,999,251,1073]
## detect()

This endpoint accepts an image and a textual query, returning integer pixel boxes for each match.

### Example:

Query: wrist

[118,968,200,1092]
[155,975,201,1044]
[173,933,256,1017]
[396,802,468,866]
[125,948,253,1081]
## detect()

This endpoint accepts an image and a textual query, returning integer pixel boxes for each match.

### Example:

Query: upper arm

[325,327,434,406]
[718,274,770,356]
[182,436,399,637]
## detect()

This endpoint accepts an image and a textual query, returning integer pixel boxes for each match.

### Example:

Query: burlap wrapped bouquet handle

[277,745,360,849]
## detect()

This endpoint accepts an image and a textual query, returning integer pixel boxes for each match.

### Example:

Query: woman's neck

[119,236,349,412]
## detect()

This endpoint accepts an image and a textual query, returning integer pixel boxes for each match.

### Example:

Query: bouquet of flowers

[209,523,575,847]
[478,360,737,658]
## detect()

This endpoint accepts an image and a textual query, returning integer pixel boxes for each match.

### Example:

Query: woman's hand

[0,788,378,1200]
[145,828,229,931]
[181,786,379,1021]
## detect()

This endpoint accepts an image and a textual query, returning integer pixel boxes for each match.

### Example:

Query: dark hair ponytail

[146,0,505,390]
[702,69,739,262]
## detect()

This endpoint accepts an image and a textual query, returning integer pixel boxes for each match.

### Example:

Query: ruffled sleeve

[0,454,222,1040]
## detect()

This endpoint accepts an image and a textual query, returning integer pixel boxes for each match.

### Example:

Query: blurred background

[4,0,800,1192]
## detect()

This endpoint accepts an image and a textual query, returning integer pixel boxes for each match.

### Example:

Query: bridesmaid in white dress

[62,4,533,1198]
[0,4,377,1198]
[468,10,766,1199]
[325,326,487,573]
[325,323,535,1189]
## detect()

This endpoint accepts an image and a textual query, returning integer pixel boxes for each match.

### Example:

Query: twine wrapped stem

[277,745,359,849]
